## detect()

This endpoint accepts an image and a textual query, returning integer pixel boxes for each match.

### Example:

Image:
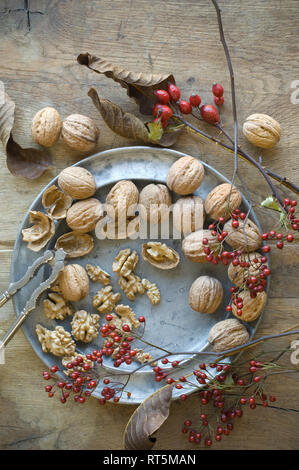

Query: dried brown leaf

[0,93,52,179]
[123,384,173,450]
[78,53,175,115]
[88,88,150,142]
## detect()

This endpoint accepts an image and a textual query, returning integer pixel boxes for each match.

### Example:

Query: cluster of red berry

[152,82,223,130]
[181,360,276,447]
[99,314,146,368]
[42,359,96,404]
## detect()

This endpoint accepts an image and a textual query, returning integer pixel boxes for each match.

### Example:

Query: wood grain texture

[0,0,298,450]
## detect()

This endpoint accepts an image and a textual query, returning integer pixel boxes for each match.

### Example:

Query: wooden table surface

[0,0,298,450]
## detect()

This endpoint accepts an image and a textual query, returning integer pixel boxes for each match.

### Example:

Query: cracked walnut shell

[22,211,55,252]
[189,276,223,314]
[208,319,249,352]
[31,107,62,147]
[142,242,180,269]
[86,263,110,285]
[166,156,204,195]
[227,252,263,287]
[43,292,73,320]
[112,248,139,277]
[232,290,267,322]
[139,184,172,223]
[62,114,99,152]
[42,185,72,220]
[243,114,281,149]
[66,198,103,233]
[173,196,205,235]
[55,231,94,258]
[223,219,261,252]
[58,166,96,200]
[59,264,89,302]
[182,229,219,263]
[92,286,121,314]
[35,324,76,357]
[71,310,100,343]
[204,183,242,221]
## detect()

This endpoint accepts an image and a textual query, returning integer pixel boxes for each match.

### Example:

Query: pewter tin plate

[11,146,267,404]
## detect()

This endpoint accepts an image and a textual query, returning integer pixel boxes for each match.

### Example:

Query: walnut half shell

[55,231,94,258]
[142,242,180,270]
[42,185,72,220]
[22,211,55,252]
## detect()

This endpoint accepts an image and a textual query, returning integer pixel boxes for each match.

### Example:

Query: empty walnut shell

[166,156,204,195]
[223,219,262,252]
[204,183,242,221]
[58,166,96,200]
[228,252,264,287]
[142,242,180,270]
[106,180,139,218]
[232,290,267,322]
[173,196,205,235]
[189,276,223,314]
[22,211,55,252]
[242,113,281,149]
[208,318,249,352]
[66,198,103,233]
[55,231,94,258]
[182,229,219,263]
[42,185,72,220]
[59,264,89,302]
[139,184,172,223]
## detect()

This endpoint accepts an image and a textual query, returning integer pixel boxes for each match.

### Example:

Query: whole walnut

[106,180,139,218]
[173,195,205,235]
[66,198,103,233]
[223,218,261,252]
[204,183,242,221]
[228,252,263,287]
[59,264,89,301]
[232,290,267,322]
[243,113,281,149]
[58,166,96,199]
[189,276,223,314]
[31,107,62,147]
[139,184,172,223]
[166,156,204,195]
[61,114,99,151]
[208,319,249,352]
[182,229,219,263]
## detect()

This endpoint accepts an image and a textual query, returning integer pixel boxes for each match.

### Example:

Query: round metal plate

[11,146,268,404]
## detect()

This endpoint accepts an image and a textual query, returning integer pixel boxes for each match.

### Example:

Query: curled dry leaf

[78,53,175,115]
[123,384,173,450]
[88,88,150,143]
[0,93,52,179]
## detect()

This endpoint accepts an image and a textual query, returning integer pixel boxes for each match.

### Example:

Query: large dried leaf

[0,93,52,179]
[123,384,173,450]
[78,53,175,115]
[88,88,150,142]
